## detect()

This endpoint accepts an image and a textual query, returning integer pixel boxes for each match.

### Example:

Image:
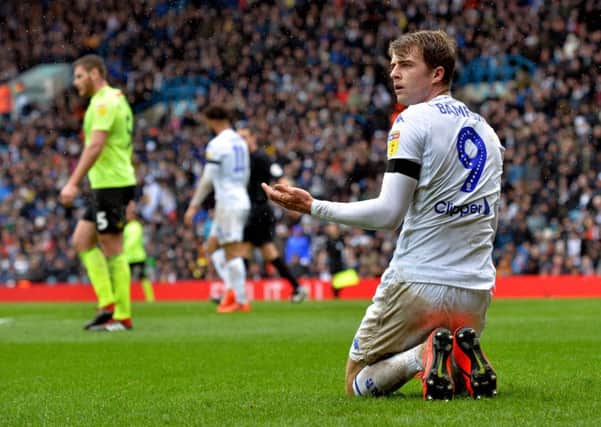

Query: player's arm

[263,107,425,230]
[68,130,108,186]
[59,130,108,204]
[189,163,216,207]
[262,167,418,231]
[184,162,218,226]
[311,169,417,230]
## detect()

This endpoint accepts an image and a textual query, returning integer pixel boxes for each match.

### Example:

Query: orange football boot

[452,327,497,399]
[421,327,454,400]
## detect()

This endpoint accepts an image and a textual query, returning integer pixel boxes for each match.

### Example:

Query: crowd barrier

[1,276,601,302]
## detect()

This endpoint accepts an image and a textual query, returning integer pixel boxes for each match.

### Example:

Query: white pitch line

[0,317,14,325]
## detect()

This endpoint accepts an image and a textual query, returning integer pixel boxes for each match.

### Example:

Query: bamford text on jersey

[434,103,481,121]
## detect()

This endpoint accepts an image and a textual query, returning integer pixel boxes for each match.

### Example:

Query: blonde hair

[388,30,457,86]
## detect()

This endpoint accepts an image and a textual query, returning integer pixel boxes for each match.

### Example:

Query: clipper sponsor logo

[434,197,491,217]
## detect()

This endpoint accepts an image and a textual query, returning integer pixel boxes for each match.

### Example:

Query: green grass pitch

[1,299,600,426]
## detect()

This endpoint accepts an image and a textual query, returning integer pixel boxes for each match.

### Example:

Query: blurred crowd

[1,0,601,285]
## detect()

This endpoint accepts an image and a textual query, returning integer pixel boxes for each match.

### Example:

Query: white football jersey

[388,95,504,290]
[205,128,250,210]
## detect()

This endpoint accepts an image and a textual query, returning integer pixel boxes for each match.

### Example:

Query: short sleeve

[91,101,117,131]
[387,105,429,164]
[205,140,222,164]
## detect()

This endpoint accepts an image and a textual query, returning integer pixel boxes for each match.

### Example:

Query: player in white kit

[263,30,503,400]
[185,105,251,313]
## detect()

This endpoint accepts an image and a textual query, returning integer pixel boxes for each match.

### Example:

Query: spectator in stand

[284,224,311,271]
[0,79,12,121]
[1,1,601,283]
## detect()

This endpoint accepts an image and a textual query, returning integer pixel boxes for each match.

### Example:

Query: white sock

[225,257,247,303]
[353,344,424,397]
[210,249,228,284]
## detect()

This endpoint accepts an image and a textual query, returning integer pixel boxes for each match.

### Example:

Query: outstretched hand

[261,182,313,215]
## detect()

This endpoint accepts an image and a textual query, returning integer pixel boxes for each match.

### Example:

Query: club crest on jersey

[434,197,491,217]
[96,104,107,116]
[387,131,400,157]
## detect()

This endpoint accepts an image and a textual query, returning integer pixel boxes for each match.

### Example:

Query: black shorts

[130,261,147,280]
[243,203,276,247]
[83,186,136,234]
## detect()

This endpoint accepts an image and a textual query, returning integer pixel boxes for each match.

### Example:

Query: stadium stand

[1,0,600,285]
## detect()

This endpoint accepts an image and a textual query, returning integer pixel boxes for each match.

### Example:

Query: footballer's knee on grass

[345,358,365,396]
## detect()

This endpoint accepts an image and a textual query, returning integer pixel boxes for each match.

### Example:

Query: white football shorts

[349,269,491,365]
[210,206,250,245]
